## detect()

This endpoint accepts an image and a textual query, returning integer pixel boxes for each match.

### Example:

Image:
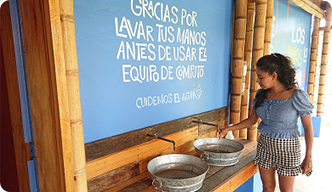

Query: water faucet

[192,117,220,137]
[147,129,176,151]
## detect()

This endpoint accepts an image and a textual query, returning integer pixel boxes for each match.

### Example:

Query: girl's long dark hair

[254,53,298,108]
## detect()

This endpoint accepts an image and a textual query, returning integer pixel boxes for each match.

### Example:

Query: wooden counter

[85,108,258,192]
[105,139,258,192]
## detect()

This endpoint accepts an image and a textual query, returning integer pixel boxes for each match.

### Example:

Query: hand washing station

[147,137,245,191]
[147,119,245,191]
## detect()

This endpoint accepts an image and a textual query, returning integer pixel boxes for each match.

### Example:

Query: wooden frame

[18,0,76,191]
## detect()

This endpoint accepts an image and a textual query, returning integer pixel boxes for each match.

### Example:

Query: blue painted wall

[234,176,254,192]
[270,0,312,91]
[233,173,263,192]
[74,0,235,143]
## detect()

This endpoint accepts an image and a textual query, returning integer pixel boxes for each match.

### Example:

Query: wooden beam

[18,0,75,191]
[319,25,332,31]
[289,0,324,18]
[87,161,140,192]
[104,172,151,192]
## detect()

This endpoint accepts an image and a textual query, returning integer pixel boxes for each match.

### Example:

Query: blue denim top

[253,89,314,139]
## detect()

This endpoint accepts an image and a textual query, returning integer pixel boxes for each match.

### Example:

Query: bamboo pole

[231,0,248,138]
[58,0,88,191]
[239,60,248,139]
[254,0,273,141]
[308,16,321,103]
[248,0,267,141]
[264,0,273,55]
[317,1,331,117]
[240,2,255,139]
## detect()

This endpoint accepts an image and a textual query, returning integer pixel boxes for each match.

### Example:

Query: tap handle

[192,117,201,123]
[155,129,162,134]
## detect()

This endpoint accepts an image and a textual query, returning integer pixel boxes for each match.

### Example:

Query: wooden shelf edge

[211,162,259,192]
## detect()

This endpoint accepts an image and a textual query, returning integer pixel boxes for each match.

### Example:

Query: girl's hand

[301,156,313,176]
[217,127,229,140]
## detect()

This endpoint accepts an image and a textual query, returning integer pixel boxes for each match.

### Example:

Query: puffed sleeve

[252,89,263,110]
[292,89,314,116]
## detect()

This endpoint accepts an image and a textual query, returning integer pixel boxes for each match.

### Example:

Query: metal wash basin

[193,137,244,166]
[147,154,209,192]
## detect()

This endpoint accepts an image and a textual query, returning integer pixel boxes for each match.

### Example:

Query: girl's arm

[300,114,314,174]
[218,109,259,139]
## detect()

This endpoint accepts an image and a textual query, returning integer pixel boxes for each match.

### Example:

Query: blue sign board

[74,0,234,143]
[270,0,312,90]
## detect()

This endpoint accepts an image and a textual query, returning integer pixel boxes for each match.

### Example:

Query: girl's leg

[278,175,295,192]
[259,167,276,192]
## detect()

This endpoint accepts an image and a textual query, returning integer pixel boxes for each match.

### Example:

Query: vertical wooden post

[0,2,31,191]
[58,0,88,191]
[18,0,75,191]
[248,0,267,141]
[308,16,321,103]
[317,1,332,117]
[231,0,248,138]
[240,2,255,139]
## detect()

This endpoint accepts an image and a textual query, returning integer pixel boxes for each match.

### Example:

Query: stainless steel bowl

[147,154,209,192]
[193,137,244,166]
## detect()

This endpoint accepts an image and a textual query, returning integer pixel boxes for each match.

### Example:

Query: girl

[219,53,314,192]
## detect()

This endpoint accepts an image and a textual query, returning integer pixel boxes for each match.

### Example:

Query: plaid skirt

[254,134,302,176]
